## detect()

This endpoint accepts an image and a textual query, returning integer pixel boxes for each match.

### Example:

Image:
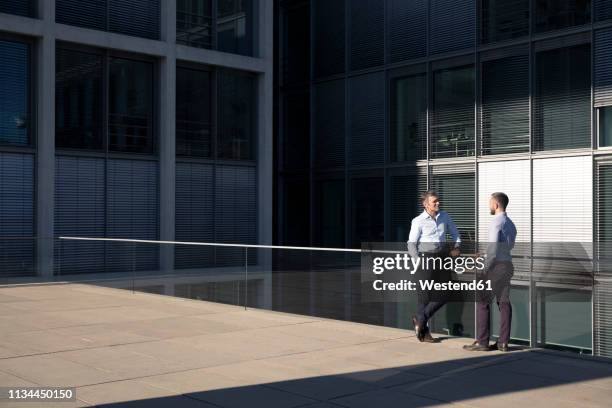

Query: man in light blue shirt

[464,192,517,352]
[408,190,461,343]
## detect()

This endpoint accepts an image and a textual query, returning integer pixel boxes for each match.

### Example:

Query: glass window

[481,55,530,155]
[217,69,254,160]
[217,0,253,56]
[351,178,384,248]
[432,65,475,159]
[482,0,529,43]
[176,67,212,157]
[0,0,34,17]
[318,179,344,247]
[600,106,612,147]
[108,58,154,154]
[177,0,213,49]
[56,49,104,150]
[535,44,591,151]
[0,40,30,147]
[536,0,591,33]
[391,74,426,162]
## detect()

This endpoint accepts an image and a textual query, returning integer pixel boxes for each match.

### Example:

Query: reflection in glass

[176,67,212,157]
[536,0,591,32]
[56,49,104,150]
[0,40,30,147]
[391,74,426,162]
[177,0,213,49]
[482,0,529,43]
[108,58,154,153]
[217,0,253,56]
[432,65,475,159]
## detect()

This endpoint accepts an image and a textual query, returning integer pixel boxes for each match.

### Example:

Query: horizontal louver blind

[0,40,29,147]
[175,162,214,269]
[108,0,160,40]
[214,165,256,266]
[478,160,531,277]
[535,43,591,150]
[349,0,384,71]
[388,0,426,63]
[594,280,612,358]
[533,156,593,282]
[596,0,612,21]
[351,177,384,247]
[54,156,105,275]
[391,73,427,161]
[390,167,427,242]
[430,0,475,54]
[314,80,345,169]
[349,72,384,167]
[431,165,475,243]
[313,0,345,78]
[56,0,107,31]
[0,153,34,277]
[106,159,159,272]
[481,53,529,155]
[595,28,612,107]
[0,0,32,17]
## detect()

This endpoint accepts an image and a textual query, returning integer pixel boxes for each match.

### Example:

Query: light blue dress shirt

[407,210,461,257]
[486,212,517,267]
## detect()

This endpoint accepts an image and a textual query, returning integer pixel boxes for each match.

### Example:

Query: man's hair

[491,192,509,210]
[421,190,439,203]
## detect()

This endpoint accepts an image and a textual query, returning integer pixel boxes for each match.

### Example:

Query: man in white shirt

[408,190,461,343]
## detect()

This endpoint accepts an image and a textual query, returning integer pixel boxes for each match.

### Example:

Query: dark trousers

[415,252,450,330]
[476,262,513,345]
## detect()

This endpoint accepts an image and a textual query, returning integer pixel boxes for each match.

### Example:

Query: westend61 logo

[369,253,492,292]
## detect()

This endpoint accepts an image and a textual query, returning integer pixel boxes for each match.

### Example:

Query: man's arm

[407,218,421,259]
[486,220,501,269]
[447,214,461,255]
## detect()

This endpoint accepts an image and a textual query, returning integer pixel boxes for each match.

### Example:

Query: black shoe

[463,341,491,351]
[412,316,424,342]
[421,331,439,343]
[492,342,509,352]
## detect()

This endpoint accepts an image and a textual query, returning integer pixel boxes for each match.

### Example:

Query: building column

[257,0,274,307]
[36,0,56,277]
[159,1,176,272]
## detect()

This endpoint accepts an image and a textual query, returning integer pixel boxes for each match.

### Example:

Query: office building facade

[276,0,612,357]
[0,1,273,278]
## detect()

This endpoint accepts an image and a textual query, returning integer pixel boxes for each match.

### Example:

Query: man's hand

[450,248,460,257]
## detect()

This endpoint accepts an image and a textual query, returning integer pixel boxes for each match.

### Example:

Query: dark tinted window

[108,58,154,153]
[56,49,104,150]
[176,67,212,157]
[432,65,475,158]
[536,0,591,32]
[351,178,384,248]
[0,40,30,147]
[482,0,529,43]
[391,74,426,162]
[317,179,345,247]
[217,70,254,160]
[535,44,591,151]
[217,0,253,56]
[177,0,213,49]
[0,0,34,16]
